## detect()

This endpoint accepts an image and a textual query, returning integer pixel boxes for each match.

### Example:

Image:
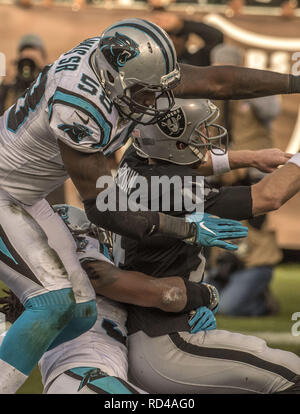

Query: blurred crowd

[0,3,290,317]
[13,0,298,18]
[205,43,282,316]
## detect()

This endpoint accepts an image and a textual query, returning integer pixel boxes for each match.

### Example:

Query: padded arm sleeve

[83,198,160,240]
[205,185,253,220]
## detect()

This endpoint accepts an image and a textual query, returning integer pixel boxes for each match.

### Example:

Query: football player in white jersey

[1,17,300,394]
[0,18,250,394]
[1,201,300,394]
[0,204,218,394]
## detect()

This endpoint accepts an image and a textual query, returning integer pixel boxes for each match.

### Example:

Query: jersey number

[7,65,50,133]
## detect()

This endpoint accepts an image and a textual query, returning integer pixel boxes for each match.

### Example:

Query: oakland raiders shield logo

[157,107,186,138]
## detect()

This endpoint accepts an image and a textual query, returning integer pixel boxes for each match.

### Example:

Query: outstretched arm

[59,140,247,249]
[210,156,300,218]
[175,64,297,99]
[252,158,300,215]
[81,260,217,313]
[59,139,191,241]
[197,148,292,176]
[0,265,219,333]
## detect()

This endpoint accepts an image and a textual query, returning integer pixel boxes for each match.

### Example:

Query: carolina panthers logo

[77,368,108,392]
[99,32,140,72]
[157,107,186,138]
[58,122,93,144]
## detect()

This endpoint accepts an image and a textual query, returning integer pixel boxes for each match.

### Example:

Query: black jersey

[113,146,253,336]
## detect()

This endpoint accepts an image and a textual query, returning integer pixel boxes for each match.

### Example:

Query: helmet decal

[157,107,186,138]
[99,32,140,72]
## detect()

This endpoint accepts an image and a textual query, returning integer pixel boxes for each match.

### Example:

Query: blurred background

[0,0,299,392]
[1,0,299,253]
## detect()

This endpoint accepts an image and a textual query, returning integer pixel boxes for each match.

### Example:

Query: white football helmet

[93,18,181,125]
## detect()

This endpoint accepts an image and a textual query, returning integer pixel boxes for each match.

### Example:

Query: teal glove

[188,306,216,334]
[185,212,248,251]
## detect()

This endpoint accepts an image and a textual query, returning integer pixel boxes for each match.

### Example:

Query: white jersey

[0,38,134,205]
[39,234,128,393]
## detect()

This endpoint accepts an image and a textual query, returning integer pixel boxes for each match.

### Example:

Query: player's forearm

[197,150,257,176]
[83,260,187,311]
[175,64,293,99]
[82,260,215,313]
[252,162,300,215]
[84,197,195,241]
[146,277,188,312]
[154,278,217,313]
[206,149,290,176]
[228,150,257,170]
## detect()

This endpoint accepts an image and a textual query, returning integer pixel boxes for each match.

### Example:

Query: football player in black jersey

[112,98,300,394]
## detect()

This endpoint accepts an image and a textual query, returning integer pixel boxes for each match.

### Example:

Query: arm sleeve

[83,198,160,241]
[205,186,253,220]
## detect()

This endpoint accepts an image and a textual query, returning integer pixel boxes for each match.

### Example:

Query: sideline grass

[216,264,300,355]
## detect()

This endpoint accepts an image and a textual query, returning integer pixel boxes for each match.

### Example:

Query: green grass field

[0,264,299,393]
[217,264,300,358]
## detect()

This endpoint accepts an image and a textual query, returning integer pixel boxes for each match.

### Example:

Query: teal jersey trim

[0,237,18,265]
[48,88,112,147]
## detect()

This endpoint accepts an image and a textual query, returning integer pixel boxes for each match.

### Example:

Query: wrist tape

[287,153,300,168]
[211,150,230,175]
[181,279,210,313]
[158,213,192,240]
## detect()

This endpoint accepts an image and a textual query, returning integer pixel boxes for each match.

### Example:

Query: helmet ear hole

[107,71,114,84]
[176,141,187,150]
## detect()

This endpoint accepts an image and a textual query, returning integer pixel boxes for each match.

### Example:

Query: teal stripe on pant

[68,367,135,394]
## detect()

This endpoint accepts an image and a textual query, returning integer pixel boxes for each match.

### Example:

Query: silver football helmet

[132,98,228,165]
[93,18,181,125]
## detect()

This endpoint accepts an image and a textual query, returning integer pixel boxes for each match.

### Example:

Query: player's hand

[252,148,292,173]
[185,212,248,251]
[188,306,216,334]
